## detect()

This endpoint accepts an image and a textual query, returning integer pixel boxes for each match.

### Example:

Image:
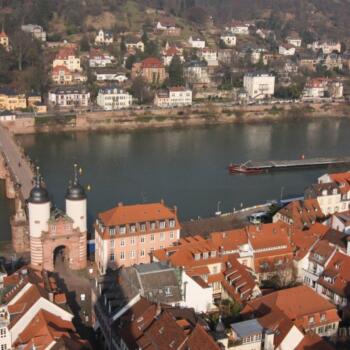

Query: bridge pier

[5,175,16,199]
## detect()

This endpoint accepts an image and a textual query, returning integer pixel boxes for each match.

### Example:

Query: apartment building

[95,201,180,274]
[154,87,192,108]
[0,88,27,111]
[48,86,90,108]
[243,73,275,99]
[96,87,132,110]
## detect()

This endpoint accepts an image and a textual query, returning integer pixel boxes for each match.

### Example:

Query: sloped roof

[99,202,177,226]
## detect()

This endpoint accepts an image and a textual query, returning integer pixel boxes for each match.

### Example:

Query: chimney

[48,292,54,302]
[118,202,123,207]
[264,329,275,350]
[160,199,164,205]
[155,302,162,318]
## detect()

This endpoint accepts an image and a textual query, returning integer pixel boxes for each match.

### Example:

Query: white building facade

[97,88,133,110]
[243,73,275,99]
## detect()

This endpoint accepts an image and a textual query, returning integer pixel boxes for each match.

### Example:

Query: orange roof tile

[241,285,340,333]
[99,202,177,226]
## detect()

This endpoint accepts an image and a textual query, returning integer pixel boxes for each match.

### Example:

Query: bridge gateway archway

[53,245,70,269]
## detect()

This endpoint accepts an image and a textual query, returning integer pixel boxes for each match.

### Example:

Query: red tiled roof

[241,285,340,333]
[295,333,335,350]
[185,324,220,350]
[318,251,350,298]
[277,199,324,229]
[52,65,72,75]
[55,48,77,60]
[290,223,329,261]
[99,202,177,227]
[141,57,164,69]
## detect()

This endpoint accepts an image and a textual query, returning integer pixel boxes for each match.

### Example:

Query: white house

[125,38,145,53]
[94,68,128,83]
[154,87,192,108]
[53,48,81,72]
[48,86,90,108]
[89,51,115,67]
[188,36,206,49]
[95,29,114,45]
[220,31,236,47]
[21,24,46,41]
[225,21,250,35]
[198,48,218,66]
[181,271,214,313]
[308,41,341,54]
[97,87,133,110]
[287,35,302,47]
[243,73,275,99]
[279,44,296,56]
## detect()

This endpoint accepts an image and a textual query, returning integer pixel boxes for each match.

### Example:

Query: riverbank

[3,101,350,134]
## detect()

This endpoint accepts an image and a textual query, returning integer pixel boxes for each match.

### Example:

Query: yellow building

[0,31,9,51]
[0,88,27,110]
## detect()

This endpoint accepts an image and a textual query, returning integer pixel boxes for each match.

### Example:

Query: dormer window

[140,223,146,232]
[159,220,166,229]
[109,227,116,235]
[321,313,326,321]
[211,251,217,258]
[308,316,315,324]
[130,224,136,233]
[169,219,176,228]
[150,221,156,231]
[194,253,201,261]
[119,226,126,235]
[203,252,209,259]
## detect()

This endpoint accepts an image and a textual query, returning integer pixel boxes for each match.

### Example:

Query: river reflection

[1,119,350,240]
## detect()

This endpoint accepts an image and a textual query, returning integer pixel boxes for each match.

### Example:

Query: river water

[0,118,349,241]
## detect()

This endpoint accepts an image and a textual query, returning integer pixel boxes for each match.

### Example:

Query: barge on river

[228,156,350,175]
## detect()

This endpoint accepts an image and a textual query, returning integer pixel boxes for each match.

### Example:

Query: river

[0,118,349,241]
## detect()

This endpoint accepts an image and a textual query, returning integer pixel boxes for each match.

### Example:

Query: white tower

[65,164,87,233]
[28,167,50,268]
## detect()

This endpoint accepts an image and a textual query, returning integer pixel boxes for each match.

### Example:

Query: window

[0,328,6,338]
[159,221,166,229]
[120,239,125,247]
[120,251,125,260]
[170,231,174,239]
[169,219,175,228]
[309,316,315,324]
[213,266,218,274]
[203,252,209,259]
[119,226,126,234]
[140,250,145,257]
[150,222,156,230]
[110,240,115,249]
[140,223,146,231]
[160,232,165,241]
[109,253,115,262]
[151,234,155,241]
[109,227,116,235]
[130,250,135,258]
[1,344,7,350]
[321,313,326,321]
[131,237,135,245]
[165,287,172,296]
[141,236,145,243]
[130,224,136,233]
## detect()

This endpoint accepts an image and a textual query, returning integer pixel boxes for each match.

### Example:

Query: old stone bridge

[0,123,34,253]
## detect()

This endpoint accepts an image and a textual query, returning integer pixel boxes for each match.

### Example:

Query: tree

[168,55,184,86]
[125,55,137,70]
[129,77,153,104]
[80,35,90,52]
